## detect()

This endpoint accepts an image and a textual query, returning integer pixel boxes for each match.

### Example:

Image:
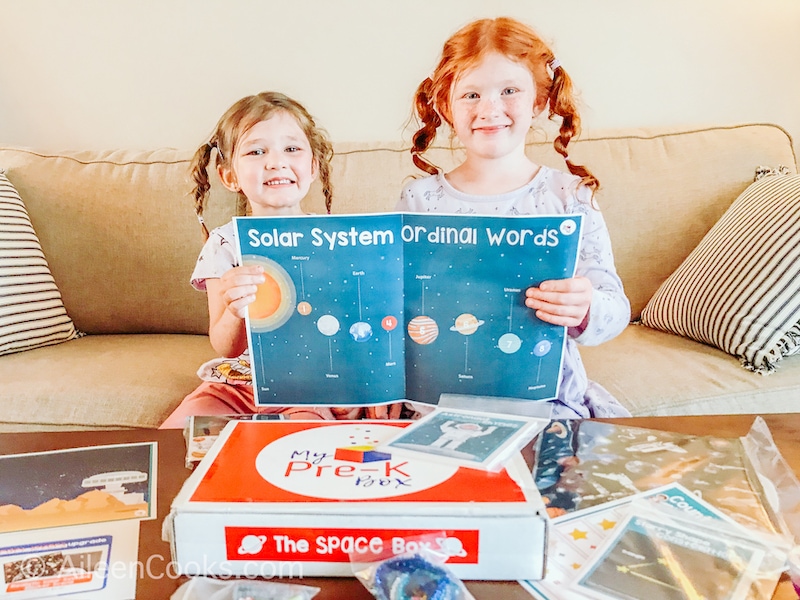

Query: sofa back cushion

[0,124,795,335]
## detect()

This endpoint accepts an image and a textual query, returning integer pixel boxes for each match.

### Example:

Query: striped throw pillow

[0,171,80,356]
[640,172,800,373]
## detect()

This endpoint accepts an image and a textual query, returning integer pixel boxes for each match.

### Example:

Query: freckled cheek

[454,107,480,130]
[504,97,534,119]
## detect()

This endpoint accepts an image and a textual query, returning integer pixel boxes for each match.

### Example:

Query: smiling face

[218,110,317,216]
[449,52,538,162]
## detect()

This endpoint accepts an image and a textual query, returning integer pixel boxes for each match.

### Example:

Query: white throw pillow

[640,171,800,373]
[0,171,81,355]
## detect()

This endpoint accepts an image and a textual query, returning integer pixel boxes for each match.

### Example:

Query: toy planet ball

[407,315,439,345]
[297,301,312,315]
[373,555,461,600]
[381,315,398,332]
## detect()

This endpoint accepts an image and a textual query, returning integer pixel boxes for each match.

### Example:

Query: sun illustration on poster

[242,255,297,332]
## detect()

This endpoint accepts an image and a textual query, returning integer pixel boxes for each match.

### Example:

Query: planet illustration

[498,332,522,354]
[349,321,373,342]
[449,313,485,335]
[242,255,296,332]
[381,315,398,332]
[317,314,340,337]
[238,534,267,555]
[533,339,552,357]
[297,301,312,316]
[407,315,439,345]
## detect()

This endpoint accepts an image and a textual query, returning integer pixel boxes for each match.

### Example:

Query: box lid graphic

[168,420,547,580]
[181,420,534,510]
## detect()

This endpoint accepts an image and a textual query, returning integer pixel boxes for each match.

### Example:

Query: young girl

[398,17,631,419]
[161,91,359,428]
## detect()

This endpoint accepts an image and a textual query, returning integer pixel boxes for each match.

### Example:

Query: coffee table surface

[1,413,798,599]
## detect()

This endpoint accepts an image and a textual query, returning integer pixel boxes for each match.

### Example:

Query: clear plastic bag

[350,532,475,600]
[570,497,792,600]
[169,576,320,600]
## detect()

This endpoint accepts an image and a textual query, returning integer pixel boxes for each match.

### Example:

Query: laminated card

[166,420,548,580]
[234,212,582,408]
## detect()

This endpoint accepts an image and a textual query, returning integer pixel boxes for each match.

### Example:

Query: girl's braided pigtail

[548,62,599,193]
[411,77,442,176]
[316,135,335,214]
[190,141,215,241]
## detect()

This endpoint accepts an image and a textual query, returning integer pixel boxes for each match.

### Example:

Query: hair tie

[207,140,224,161]
[549,58,562,72]
[196,214,205,226]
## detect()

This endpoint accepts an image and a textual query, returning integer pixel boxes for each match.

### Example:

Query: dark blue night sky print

[235,213,581,407]
[0,443,154,510]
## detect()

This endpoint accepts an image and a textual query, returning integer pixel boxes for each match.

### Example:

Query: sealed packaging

[165,420,548,580]
[571,500,790,600]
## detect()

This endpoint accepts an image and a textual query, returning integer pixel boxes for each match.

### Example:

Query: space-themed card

[570,500,786,600]
[234,212,582,408]
[0,442,156,534]
[377,407,548,472]
[521,482,742,600]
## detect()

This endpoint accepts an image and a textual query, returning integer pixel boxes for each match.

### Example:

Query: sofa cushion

[0,171,80,356]
[0,334,216,430]
[579,325,800,416]
[639,172,800,373]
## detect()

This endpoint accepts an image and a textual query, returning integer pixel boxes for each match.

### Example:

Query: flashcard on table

[572,508,769,600]
[0,442,157,533]
[378,407,548,471]
[521,483,740,600]
[185,413,284,468]
[0,518,140,599]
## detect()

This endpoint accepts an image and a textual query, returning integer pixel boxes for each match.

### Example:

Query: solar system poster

[234,212,582,407]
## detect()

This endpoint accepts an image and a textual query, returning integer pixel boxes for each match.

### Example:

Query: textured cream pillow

[0,171,81,355]
[640,171,800,373]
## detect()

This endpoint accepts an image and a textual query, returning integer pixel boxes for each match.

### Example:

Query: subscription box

[165,420,547,580]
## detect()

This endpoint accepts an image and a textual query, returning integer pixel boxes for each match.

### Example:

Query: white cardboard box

[166,420,547,580]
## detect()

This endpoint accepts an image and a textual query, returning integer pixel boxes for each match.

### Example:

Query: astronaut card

[378,407,547,471]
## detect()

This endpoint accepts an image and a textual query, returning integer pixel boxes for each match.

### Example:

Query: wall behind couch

[1,0,799,152]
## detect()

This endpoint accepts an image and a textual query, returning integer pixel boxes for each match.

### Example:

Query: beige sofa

[1,123,798,432]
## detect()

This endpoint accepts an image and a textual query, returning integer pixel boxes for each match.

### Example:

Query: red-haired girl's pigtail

[548,62,599,193]
[319,157,334,215]
[411,77,442,176]
[190,141,215,241]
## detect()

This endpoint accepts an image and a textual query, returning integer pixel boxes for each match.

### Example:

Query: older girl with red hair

[398,17,631,418]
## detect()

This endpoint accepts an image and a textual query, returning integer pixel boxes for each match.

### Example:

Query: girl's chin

[251,202,305,216]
